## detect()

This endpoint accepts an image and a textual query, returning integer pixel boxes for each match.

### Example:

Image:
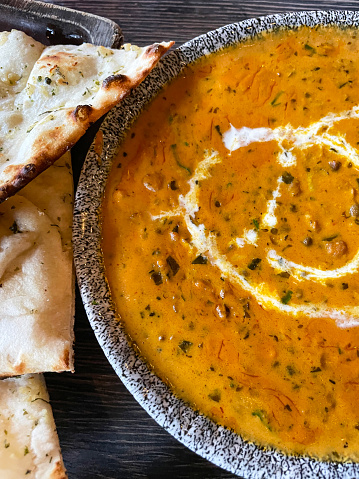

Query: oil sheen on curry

[102,26,359,461]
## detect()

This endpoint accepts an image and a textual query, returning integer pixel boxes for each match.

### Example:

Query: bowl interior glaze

[73,11,359,478]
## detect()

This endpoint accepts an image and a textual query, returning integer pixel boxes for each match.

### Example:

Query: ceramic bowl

[73,10,359,478]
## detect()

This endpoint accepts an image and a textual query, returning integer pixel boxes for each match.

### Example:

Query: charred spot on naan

[72,104,94,123]
[145,43,171,56]
[0,165,40,201]
[0,105,93,201]
[13,360,26,375]
[49,460,68,479]
[58,347,72,371]
[0,143,69,203]
[0,106,92,202]
[102,73,129,89]
[100,74,137,103]
[0,35,174,203]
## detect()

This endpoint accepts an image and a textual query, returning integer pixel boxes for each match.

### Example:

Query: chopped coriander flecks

[282,171,294,184]
[171,144,191,175]
[310,367,322,373]
[252,410,272,431]
[322,234,338,242]
[271,90,284,106]
[151,271,163,285]
[166,256,180,275]
[248,258,261,270]
[281,290,293,305]
[304,44,316,55]
[252,218,260,230]
[192,254,208,264]
[208,389,221,402]
[179,340,193,353]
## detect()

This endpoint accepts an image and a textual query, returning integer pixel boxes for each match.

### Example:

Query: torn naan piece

[0,374,67,479]
[0,29,173,201]
[0,152,74,376]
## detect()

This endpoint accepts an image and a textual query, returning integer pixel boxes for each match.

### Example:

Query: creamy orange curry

[102,26,359,461]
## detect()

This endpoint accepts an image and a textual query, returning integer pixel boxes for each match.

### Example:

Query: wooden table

[44,1,359,477]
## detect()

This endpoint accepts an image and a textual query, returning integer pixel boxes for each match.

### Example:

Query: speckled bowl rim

[73,10,359,478]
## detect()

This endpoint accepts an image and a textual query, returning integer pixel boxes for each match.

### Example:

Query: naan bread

[0,29,173,201]
[0,374,67,479]
[0,152,74,376]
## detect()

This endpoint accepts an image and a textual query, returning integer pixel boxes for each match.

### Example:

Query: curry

[102,25,359,461]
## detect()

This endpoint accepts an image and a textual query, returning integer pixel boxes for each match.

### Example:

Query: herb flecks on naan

[0,30,173,201]
[0,153,74,376]
[0,374,67,479]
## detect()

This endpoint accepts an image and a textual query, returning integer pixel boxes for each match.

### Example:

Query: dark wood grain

[46,291,237,479]
[44,1,359,478]
[49,0,359,44]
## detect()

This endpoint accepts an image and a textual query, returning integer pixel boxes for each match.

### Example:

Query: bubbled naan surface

[0,152,74,376]
[0,30,44,96]
[0,30,173,201]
